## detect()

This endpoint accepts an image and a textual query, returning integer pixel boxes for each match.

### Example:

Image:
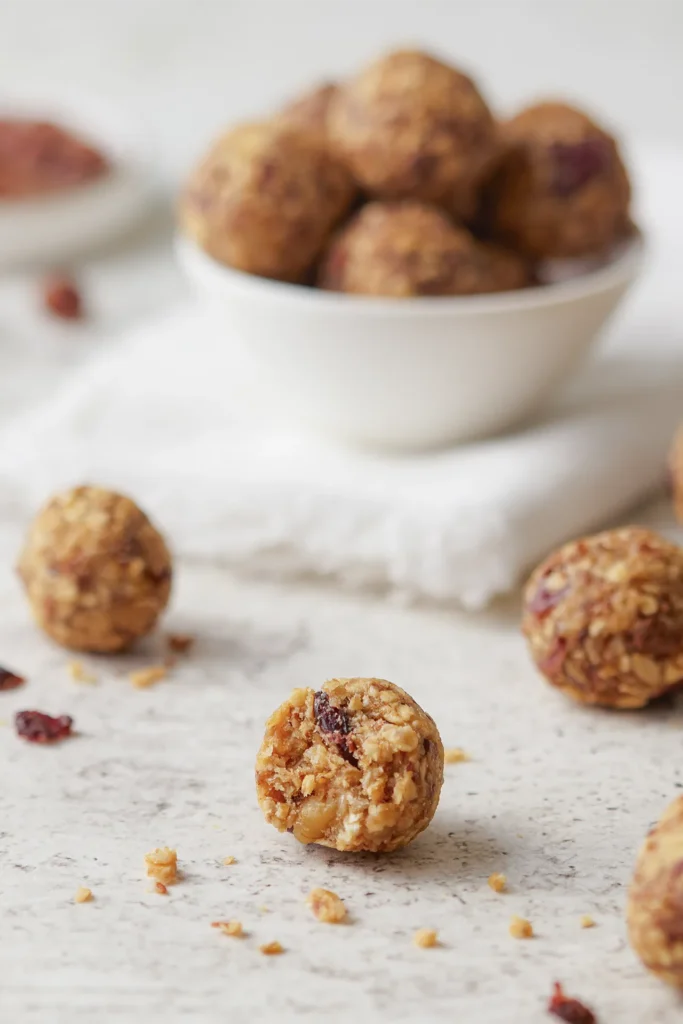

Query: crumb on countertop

[68,660,97,684]
[488,873,507,893]
[259,941,284,955]
[444,747,470,764]
[166,633,195,655]
[145,847,178,885]
[74,886,93,903]
[223,856,236,866]
[130,665,167,689]
[212,920,244,937]
[580,914,596,929]
[413,928,438,948]
[43,273,83,320]
[509,915,533,939]
[307,887,347,923]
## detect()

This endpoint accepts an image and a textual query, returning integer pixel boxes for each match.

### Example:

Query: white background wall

[1,0,681,183]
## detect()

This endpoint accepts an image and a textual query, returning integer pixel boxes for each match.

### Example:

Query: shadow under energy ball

[18,486,172,653]
[256,677,444,853]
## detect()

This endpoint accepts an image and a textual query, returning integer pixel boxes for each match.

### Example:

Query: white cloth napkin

[0,150,681,609]
[0,298,679,609]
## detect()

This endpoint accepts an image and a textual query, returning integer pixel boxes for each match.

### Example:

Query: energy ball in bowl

[628,795,683,987]
[18,486,172,653]
[318,199,527,297]
[276,82,339,138]
[489,101,631,259]
[179,122,355,282]
[328,49,498,217]
[255,677,444,853]
[522,527,683,709]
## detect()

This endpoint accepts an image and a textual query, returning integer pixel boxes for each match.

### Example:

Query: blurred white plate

[0,90,154,268]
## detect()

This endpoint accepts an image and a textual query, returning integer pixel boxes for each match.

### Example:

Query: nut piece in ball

[522,527,683,708]
[318,200,528,297]
[669,425,683,524]
[488,101,631,259]
[18,486,172,653]
[276,82,339,138]
[179,122,355,282]
[329,49,498,217]
[255,677,444,853]
[628,795,683,987]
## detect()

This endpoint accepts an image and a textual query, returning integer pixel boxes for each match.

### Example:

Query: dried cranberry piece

[313,691,358,767]
[548,982,596,1023]
[528,580,569,620]
[15,710,73,744]
[43,274,83,320]
[549,138,612,197]
[0,667,25,691]
[539,636,568,677]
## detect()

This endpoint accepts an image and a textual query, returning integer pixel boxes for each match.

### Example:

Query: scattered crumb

[166,633,195,655]
[509,915,533,939]
[259,941,284,955]
[258,905,269,913]
[0,666,25,691]
[74,886,92,903]
[154,881,168,895]
[211,920,244,937]
[145,847,178,885]
[43,273,83,320]
[444,747,469,764]
[68,660,97,684]
[130,665,167,689]
[488,873,507,893]
[580,914,596,929]
[223,856,236,866]
[413,928,438,949]
[307,887,347,924]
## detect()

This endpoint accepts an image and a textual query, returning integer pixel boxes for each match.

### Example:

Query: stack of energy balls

[180,49,633,298]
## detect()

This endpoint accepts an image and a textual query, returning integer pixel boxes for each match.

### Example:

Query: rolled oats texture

[256,677,444,853]
[18,486,172,653]
[522,526,683,708]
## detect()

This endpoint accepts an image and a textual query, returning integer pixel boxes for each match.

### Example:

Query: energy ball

[669,426,683,524]
[276,82,339,138]
[628,795,683,987]
[489,101,631,258]
[255,677,444,853]
[18,486,172,653]
[522,527,683,709]
[179,122,355,282]
[318,200,527,297]
[328,50,498,217]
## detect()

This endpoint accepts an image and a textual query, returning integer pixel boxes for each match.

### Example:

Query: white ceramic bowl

[0,91,154,268]
[177,232,645,451]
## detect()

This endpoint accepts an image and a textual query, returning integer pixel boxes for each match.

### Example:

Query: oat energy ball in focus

[489,101,631,259]
[318,200,528,297]
[180,122,355,282]
[256,677,444,853]
[329,50,498,218]
[18,486,172,653]
[276,82,339,138]
[628,795,683,987]
[522,527,683,708]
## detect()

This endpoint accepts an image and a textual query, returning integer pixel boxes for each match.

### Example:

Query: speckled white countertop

[1,98,683,1024]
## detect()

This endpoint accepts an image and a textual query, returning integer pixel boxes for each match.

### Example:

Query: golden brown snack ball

[628,795,683,987]
[179,122,355,282]
[522,526,683,709]
[669,425,683,524]
[489,101,631,259]
[318,200,528,297]
[276,82,339,138]
[18,486,172,653]
[328,49,498,218]
[255,677,444,853]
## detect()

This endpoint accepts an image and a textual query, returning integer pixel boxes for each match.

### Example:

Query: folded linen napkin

[0,295,679,609]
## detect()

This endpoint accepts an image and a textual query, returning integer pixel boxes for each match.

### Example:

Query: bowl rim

[176,227,646,317]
